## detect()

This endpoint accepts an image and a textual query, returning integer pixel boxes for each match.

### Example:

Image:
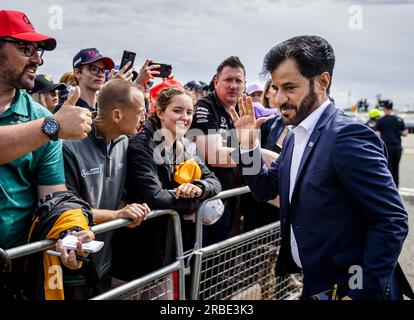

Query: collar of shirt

[76,98,96,112]
[0,90,29,118]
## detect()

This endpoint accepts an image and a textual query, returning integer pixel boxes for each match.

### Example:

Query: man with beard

[0,10,94,299]
[230,35,410,300]
[0,10,93,165]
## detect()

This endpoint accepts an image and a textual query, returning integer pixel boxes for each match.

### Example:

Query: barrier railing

[191,186,303,300]
[0,210,185,300]
[194,186,251,250]
[91,262,181,300]
[3,187,412,300]
[90,209,185,300]
[0,214,133,272]
[190,221,303,300]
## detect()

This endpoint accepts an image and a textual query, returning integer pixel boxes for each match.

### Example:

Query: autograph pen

[46,250,90,263]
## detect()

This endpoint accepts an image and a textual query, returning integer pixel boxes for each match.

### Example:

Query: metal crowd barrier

[1,187,303,301]
[191,186,303,300]
[194,186,251,250]
[0,210,186,300]
[0,213,133,272]
[190,221,303,300]
[90,209,185,300]
[91,262,181,300]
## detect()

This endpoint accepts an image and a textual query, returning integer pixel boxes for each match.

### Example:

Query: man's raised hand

[229,94,268,150]
[54,86,92,140]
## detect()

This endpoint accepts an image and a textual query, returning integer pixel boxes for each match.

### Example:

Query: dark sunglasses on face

[88,65,107,76]
[0,38,45,64]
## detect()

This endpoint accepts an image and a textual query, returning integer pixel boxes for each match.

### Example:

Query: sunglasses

[0,38,45,65]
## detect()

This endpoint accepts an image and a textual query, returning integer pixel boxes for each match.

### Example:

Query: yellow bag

[174,159,202,184]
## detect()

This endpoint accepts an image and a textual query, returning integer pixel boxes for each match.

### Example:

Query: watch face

[44,120,59,135]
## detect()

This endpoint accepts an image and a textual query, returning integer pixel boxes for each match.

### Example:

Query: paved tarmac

[398,151,414,291]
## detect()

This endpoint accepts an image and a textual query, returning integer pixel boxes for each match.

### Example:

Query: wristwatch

[42,116,60,141]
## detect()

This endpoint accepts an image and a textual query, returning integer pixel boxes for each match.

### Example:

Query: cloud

[2,0,413,108]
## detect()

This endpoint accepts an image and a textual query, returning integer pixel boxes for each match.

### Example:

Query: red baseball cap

[0,10,56,50]
[149,78,182,113]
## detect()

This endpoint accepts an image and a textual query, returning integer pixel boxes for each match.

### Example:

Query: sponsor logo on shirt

[197,106,209,113]
[81,167,100,177]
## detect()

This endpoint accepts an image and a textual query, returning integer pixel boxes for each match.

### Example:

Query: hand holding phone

[148,62,172,78]
[120,50,136,71]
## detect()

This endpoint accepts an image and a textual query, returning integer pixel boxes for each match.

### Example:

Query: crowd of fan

[1,9,410,301]
[0,10,285,300]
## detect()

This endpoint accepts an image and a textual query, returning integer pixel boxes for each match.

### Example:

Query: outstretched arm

[229,95,280,201]
[0,87,92,164]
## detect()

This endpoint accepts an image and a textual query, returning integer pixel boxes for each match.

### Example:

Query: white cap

[246,82,264,95]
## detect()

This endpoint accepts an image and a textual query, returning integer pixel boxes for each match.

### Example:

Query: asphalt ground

[398,151,414,291]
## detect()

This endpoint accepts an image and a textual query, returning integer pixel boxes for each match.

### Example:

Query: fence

[91,209,185,300]
[91,262,181,300]
[1,188,302,300]
[0,210,186,300]
[190,186,302,300]
[190,222,303,300]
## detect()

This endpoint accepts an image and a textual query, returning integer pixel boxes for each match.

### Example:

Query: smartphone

[120,50,136,71]
[149,62,172,78]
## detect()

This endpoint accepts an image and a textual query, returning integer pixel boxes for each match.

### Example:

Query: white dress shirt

[288,99,331,268]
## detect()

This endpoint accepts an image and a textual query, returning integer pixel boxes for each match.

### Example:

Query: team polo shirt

[0,90,65,249]
[190,91,240,190]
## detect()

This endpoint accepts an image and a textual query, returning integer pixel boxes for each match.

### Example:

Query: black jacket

[124,121,221,213]
[111,121,221,280]
[190,91,240,190]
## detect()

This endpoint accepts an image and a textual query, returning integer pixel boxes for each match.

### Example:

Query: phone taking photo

[120,50,136,71]
[149,62,172,78]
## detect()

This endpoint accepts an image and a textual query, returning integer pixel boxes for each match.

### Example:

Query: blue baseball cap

[73,48,115,70]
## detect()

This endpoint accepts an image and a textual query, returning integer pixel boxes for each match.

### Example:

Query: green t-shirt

[0,91,65,249]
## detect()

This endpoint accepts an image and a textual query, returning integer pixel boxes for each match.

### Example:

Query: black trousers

[386,146,402,187]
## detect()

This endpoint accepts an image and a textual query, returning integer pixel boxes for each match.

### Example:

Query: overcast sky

[3,0,414,109]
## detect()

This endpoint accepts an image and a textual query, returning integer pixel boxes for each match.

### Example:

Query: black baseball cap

[73,48,115,70]
[27,74,66,94]
[184,80,208,92]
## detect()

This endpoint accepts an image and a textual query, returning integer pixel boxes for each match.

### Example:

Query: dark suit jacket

[237,103,408,299]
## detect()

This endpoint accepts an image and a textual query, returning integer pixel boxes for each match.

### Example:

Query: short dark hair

[381,99,393,110]
[216,56,246,77]
[97,79,142,117]
[262,35,335,93]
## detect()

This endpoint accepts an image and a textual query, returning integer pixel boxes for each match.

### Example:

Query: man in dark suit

[229,35,409,300]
